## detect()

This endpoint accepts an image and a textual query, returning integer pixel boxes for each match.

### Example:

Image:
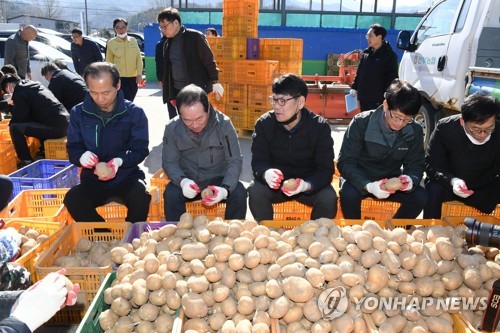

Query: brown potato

[201,188,213,199]
[95,162,112,178]
[382,177,403,191]
[283,179,297,190]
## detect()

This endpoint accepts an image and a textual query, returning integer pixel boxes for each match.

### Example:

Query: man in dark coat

[4,26,37,80]
[350,24,399,111]
[70,28,103,76]
[41,62,87,111]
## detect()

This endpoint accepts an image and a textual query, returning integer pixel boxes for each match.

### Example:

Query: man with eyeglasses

[424,93,500,218]
[156,7,223,120]
[248,74,337,221]
[350,23,398,112]
[338,79,427,219]
[70,28,103,76]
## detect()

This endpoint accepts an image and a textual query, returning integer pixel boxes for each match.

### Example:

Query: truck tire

[414,101,436,148]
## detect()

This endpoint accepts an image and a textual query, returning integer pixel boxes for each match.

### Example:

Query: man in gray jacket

[4,25,37,79]
[162,84,247,220]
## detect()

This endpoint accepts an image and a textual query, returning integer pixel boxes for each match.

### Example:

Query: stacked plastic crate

[0,119,40,174]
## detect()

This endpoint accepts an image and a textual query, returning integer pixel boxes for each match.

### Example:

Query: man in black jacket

[70,28,103,76]
[157,7,223,120]
[41,62,87,111]
[1,74,69,166]
[248,74,337,221]
[350,24,399,111]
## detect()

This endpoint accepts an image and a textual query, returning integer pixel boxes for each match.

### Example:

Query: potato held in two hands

[381,177,403,191]
[282,178,297,190]
[201,188,214,199]
[94,162,114,179]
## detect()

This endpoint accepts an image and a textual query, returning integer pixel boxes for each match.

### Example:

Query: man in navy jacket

[70,28,103,76]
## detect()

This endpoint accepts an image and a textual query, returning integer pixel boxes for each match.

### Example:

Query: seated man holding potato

[337,79,427,219]
[248,73,337,222]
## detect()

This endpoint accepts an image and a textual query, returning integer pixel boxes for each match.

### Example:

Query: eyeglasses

[269,95,300,106]
[464,122,495,136]
[159,21,173,31]
[366,33,375,40]
[388,110,414,124]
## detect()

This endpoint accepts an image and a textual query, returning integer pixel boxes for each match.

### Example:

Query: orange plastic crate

[36,222,131,325]
[226,83,248,106]
[441,200,500,218]
[207,36,247,60]
[1,188,70,223]
[225,104,248,129]
[44,137,69,160]
[247,106,268,129]
[279,60,303,75]
[247,84,273,108]
[386,218,450,229]
[337,198,401,220]
[223,16,258,38]
[443,215,499,227]
[260,38,303,61]
[235,60,280,85]
[223,0,259,18]
[217,59,235,83]
[0,145,17,174]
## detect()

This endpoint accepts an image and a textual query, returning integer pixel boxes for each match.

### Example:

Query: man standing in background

[70,28,103,76]
[4,25,37,80]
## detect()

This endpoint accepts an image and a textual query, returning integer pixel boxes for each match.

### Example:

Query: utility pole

[1,0,6,23]
[84,0,89,35]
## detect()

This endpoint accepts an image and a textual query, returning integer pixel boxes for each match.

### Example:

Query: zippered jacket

[66,90,149,188]
[106,36,143,78]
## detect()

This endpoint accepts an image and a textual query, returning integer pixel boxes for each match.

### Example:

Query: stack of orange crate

[0,119,20,174]
[260,38,303,76]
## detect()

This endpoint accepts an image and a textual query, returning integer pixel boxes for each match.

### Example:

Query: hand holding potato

[180,178,200,198]
[281,178,310,196]
[201,185,228,206]
[398,175,413,191]
[79,151,98,169]
[264,169,284,189]
[366,179,393,199]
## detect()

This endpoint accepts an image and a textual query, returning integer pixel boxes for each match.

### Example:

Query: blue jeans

[340,180,427,219]
[248,180,337,221]
[164,178,247,221]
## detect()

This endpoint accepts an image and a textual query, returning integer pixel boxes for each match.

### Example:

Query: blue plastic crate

[9,159,79,199]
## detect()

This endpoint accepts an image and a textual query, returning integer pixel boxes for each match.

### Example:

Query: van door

[399,0,464,100]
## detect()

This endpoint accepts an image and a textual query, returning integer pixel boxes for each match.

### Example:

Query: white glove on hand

[201,186,228,206]
[264,169,284,190]
[282,178,311,197]
[399,175,413,192]
[79,151,98,168]
[98,158,123,181]
[11,271,68,332]
[366,179,393,199]
[180,178,200,199]
[213,83,224,98]
[350,89,357,97]
[451,178,474,198]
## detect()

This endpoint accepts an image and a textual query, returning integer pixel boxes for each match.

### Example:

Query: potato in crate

[35,222,131,325]
[8,159,79,199]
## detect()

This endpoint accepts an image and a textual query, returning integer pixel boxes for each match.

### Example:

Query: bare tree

[148,0,172,9]
[37,0,63,19]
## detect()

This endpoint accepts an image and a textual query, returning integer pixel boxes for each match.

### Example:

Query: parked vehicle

[397,0,500,145]
[0,29,72,57]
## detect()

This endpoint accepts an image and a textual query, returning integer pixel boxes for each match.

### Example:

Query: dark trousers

[0,291,23,320]
[64,178,151,222]
[248,180,337,222]
[0,175,13,211]
[120,77,139,102]
[164,178,247,221]
[167,99,178,120]
[424,180,500,219]
[10,120,67,161]
[340,180,427,219]
[359,100,381,112]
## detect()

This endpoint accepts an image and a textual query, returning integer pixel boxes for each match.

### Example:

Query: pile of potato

[13,225,49,256]
[98,215,500,333]
[53,238,121,268]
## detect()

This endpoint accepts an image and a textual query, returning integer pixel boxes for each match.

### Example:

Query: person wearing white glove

[201,186,228,206]
[64,62,151,223]
[423,94,500,218]
[399,175,413,192]
[180,178,200,199]
[282,178,311,197]
[365,179,393,199]
[212,83,224,98]
[264,169,284,189]
[162,84,247,221]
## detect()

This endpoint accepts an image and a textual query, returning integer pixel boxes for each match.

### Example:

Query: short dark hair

[176,84,209,113]
[71,28,83,35]
[53,59,69,70]
[1,64,17,75]
[462,93,500,124]
[113,18,128,28]
[205,28,218,36]
[157,7,181,25]
[272,73,308,99]
[385,79,422,116]
[370,24,387,39]
[84,62,120,88]
[0,74,21,92]
[41,62,59,76]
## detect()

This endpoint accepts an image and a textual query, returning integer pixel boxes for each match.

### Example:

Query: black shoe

[17,160,32,169]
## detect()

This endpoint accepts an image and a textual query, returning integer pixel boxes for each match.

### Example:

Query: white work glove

[366,179,393,199]
[281,178,311,197]
[264,169,284,190]
[399,175,413,192]
[212,83,224,98]
[180,178,200,199]
[451,178,474,198]
[201,185,228,206]
[11,271,68,332]
[96,158,123,181]
[350,89,357,97]
[79,151,98,168]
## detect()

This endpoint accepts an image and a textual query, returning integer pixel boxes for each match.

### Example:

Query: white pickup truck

[396,0,500,144]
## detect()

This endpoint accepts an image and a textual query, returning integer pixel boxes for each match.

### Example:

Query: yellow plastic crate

[44,136,69,160]
[223,0,259,18]
[441,200,500,218]
[36,222,131,325]
[247,106,268,130]
[443,215,499,227]
[226,83,248,106]
[0,145,17,174]
[207,36,247,60]
[235,60,280,85]
[386,218,450,229]
[260,38,303,61]
[225,104,248,129]
[223,16,258,38]
[278,60,303,76]
[247,84,273,108]
[1,188,70,223]
[337,198,401,220]
[217,59,235,83]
